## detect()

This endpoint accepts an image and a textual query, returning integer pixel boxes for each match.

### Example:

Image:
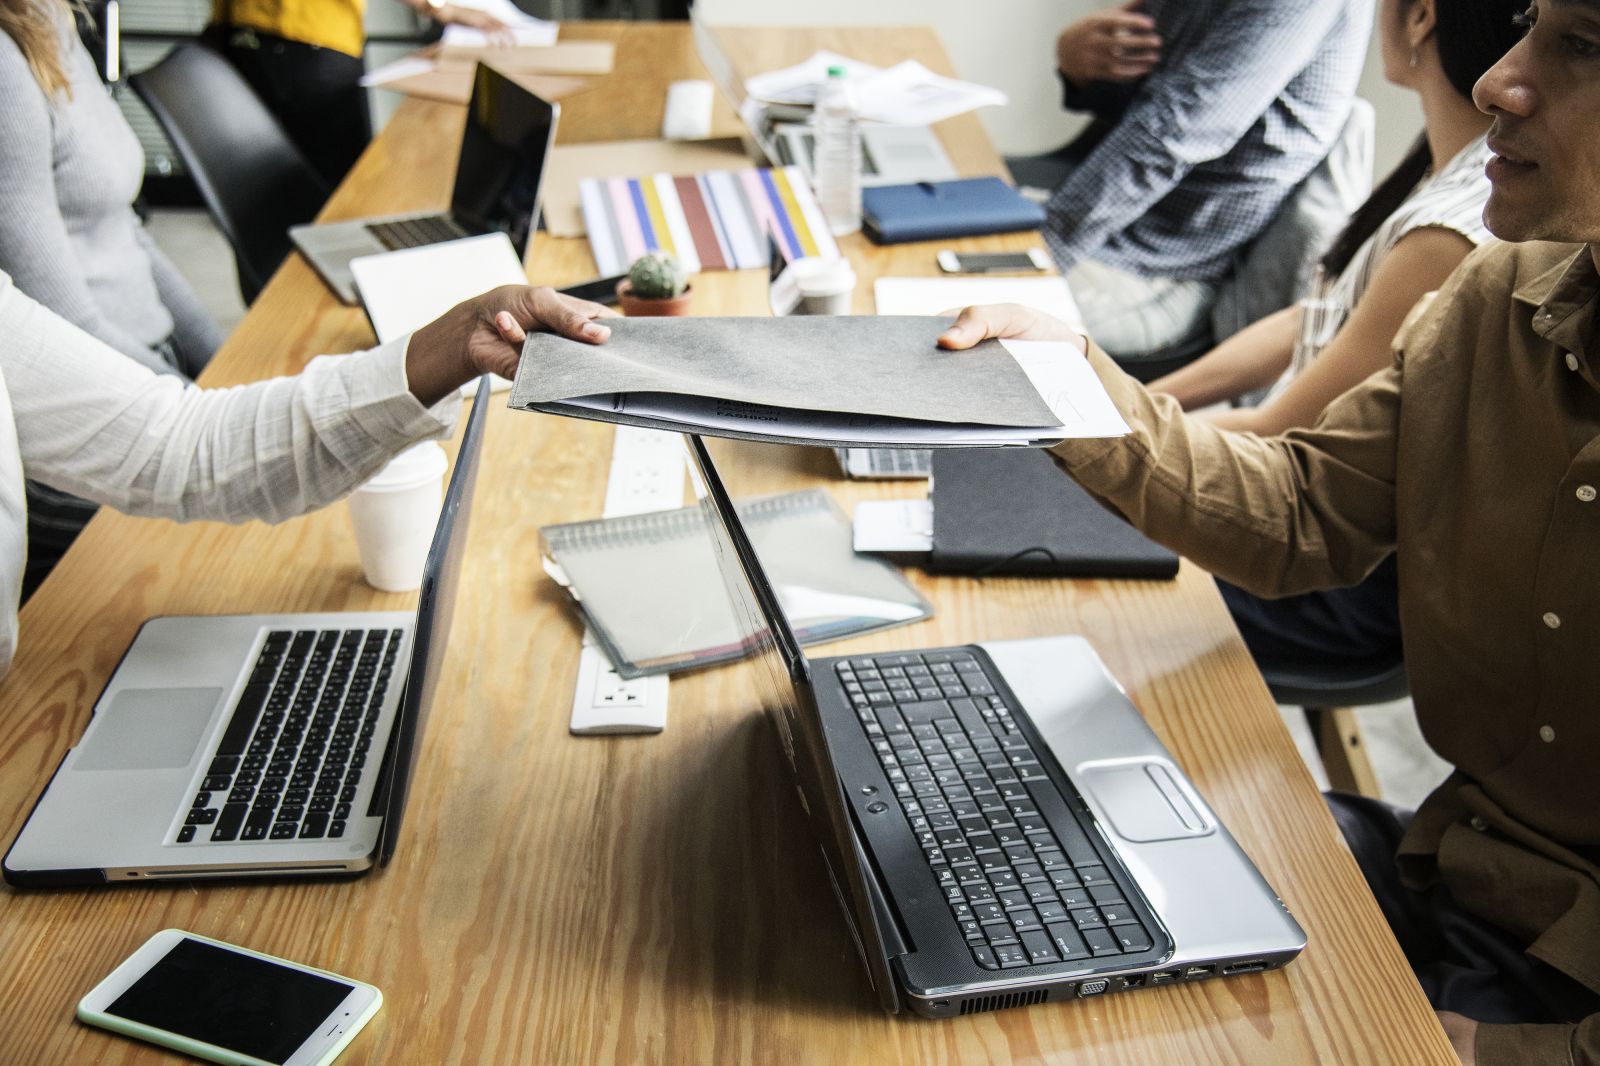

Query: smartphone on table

[78,929,381,1066]
[936,249,1051,274]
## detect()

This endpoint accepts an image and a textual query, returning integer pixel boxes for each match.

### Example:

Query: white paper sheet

[743,51,1005,125]
[360,56,435,88]
[853,61,1008,127]
[1000,339,1130,439]
[350,233,528,393]
[439,0,557,47]
[853,500,934,554]
[873,276,1084,328]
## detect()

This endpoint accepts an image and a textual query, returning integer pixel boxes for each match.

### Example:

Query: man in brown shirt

[939,3,1600,1063]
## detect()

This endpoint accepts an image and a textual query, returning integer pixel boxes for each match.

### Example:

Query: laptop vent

[958,989,1049,1015]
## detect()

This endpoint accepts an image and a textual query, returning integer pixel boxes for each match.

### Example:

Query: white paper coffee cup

[345,442,448,592]
[790,257,856,315]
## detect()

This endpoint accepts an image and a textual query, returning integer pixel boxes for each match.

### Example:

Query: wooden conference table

[0,22,1456,1066]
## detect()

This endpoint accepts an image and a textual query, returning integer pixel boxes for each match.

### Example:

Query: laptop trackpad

[73,688,222,771]
[1081,763,1213,842]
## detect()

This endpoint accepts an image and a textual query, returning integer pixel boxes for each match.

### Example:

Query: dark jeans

[202,24,370,189]
[1219,554,1402,667]
[1327,792,1600,1025]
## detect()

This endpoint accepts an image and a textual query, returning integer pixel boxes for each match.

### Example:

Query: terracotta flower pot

[616,279,693,317]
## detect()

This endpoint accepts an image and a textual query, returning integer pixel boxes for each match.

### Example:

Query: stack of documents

[579,165,838,275]
[510,315,1128,447]
[742,50,1007,126]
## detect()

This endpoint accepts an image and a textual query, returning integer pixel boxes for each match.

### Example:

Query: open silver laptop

[686,436,1305,1015]
[3,380,493,886]
[291,64,557,305]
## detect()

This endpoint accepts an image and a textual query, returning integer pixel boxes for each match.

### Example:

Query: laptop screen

[373,377,493,866]
[683,435,901,1012]
[451,64,559,259]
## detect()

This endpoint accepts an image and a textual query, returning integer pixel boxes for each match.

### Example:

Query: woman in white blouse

[0,277,611,679]
[1147,0,1520,436]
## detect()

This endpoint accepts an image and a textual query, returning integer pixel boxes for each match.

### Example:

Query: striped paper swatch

[579,165,840,276]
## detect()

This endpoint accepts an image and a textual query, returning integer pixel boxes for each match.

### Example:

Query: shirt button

[1543,611,1562,629]
[1540,725,1556,743]
[1469,815,1488,831]
[1567,352,1581,371]
[1579,485,1597,502]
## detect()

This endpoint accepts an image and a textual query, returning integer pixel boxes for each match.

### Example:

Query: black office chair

[131,44,330,304]
[1259,653,1409,799]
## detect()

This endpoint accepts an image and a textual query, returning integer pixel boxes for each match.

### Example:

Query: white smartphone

[77,929,382,1066]
[936,249,1051,274]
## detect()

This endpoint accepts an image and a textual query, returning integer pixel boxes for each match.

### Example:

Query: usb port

[1123,975,1146,989]
[1185,965,1215,980]
[1150,969,1180,984]
[1223,959,1268,975]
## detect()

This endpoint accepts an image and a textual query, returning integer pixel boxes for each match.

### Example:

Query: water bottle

[813,65,862,236]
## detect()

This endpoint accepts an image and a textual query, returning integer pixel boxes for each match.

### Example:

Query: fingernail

[583,322,609,339]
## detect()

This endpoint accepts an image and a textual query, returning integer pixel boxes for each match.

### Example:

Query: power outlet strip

[568,428,685,735]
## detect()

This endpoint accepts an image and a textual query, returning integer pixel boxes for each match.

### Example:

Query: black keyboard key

[177,825,196,843]
[185,807,218,826]
[211,803,249,842]
[1083,928,1121,956]
[208,755,240,776]
[1070,907,1106,931]
[329,819,346,838]
[216,683,271,756]
[300,813,329,838]
[994,944,1029,968]
[1045,922,1090,961]
[1021,929,1059,964]
[270,822,298,840]
[1113,925,1152,952]
[971,944,999,969]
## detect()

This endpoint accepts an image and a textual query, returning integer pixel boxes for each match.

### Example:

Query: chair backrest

[1210,98,1376,343]
[130,44,329,304]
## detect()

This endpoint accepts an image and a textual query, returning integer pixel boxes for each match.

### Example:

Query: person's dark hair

[1320,0,1523,277]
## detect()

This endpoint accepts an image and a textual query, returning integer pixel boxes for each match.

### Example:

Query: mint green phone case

[78,930,382,1066]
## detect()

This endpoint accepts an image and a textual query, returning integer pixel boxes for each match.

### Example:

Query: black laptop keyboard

[366,215,470,251]
[175,628,401,846]
[836,651,1154,971]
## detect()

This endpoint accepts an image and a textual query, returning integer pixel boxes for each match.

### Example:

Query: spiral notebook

[540,489,933,678]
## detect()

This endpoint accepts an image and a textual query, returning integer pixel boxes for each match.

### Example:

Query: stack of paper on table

[540,489,933,678]
[579,165,837,274]
[741,50,1006,126]
[509,315,1129,447]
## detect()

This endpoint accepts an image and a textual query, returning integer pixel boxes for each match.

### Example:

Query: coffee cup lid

[360,441,448,492]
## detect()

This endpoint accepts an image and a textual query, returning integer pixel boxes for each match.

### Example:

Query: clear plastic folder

[540,489,933,678]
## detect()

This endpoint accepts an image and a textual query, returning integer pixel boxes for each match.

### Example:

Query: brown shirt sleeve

[1046,339,1400,597]
[1477,1015,1600,1065]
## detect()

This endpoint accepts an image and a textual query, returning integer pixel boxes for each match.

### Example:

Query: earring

[1409,48,1420,68]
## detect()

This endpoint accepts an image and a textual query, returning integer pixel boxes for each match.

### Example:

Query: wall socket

[567,427,682,736]
[569,639,669,735]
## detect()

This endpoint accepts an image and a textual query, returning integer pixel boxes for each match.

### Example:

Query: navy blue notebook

[862,177,1046,244]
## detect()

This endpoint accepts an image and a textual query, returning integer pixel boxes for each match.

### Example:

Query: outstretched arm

[3,278,611,524]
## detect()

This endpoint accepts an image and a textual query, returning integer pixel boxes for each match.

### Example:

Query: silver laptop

[291,64,558,305]
[686,435,1305,1016]
[3,380,493,886]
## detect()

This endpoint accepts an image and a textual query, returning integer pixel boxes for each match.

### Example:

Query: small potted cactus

[617,251,693,316]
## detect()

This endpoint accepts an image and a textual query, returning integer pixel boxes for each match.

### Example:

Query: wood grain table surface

[0,21,1454,1066]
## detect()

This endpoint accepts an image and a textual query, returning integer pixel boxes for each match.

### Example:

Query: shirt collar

[1514,245,1599,363]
